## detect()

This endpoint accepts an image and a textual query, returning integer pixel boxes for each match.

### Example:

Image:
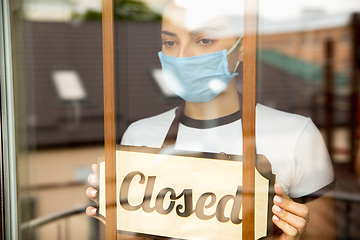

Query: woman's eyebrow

[191,27,220,35]
[161,30,177,37]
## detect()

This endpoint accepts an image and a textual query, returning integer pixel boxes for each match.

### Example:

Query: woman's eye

[199,38,214,45]
[163,41,177,47]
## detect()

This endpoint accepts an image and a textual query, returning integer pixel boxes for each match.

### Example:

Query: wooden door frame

[102,0,117,239]
[242,0,257,238]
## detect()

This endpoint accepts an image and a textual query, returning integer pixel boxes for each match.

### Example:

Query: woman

[87,1,336,239]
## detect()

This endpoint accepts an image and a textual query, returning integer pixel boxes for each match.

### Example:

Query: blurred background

[1,0,360,239]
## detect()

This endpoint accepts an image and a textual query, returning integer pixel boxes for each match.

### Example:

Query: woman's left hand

[272,183,309,240]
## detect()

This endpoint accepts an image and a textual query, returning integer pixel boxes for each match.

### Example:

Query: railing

[20,206,87,230]
[19,181,99,240]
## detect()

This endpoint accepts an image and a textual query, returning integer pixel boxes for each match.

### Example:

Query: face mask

[158,38,241,102]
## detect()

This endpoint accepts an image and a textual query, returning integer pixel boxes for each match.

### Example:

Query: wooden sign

[98,146,274,239]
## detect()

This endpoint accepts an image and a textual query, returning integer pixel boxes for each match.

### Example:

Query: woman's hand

[85,164,105,224]
[85,163,145,240]
[272,183,309,240]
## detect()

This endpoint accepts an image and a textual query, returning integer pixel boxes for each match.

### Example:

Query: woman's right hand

[85,163,146,240]
[85,163,105,224]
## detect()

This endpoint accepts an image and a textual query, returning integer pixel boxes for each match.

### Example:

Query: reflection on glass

[6,0,105,239]
[2,0,360,239]
[258,1,360,239]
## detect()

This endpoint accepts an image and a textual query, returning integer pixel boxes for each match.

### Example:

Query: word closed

[119,171,243,224]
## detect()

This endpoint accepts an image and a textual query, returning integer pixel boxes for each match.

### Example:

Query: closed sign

[99,146,274,239]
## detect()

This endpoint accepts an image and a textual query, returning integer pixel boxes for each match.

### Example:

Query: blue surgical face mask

[158,38,241,102]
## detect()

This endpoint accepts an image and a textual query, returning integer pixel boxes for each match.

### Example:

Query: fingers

[86,206,97,217]
[272,215,299,239]
[272,183,309,239]
[92,163,98,174]
[272,202,307,235]
[86,187,98,202]
[274,183,309,220]
[273,195,309,223]
[274,182,291,200]
[87,164,99,202]
[86,164,103,224]
[88,172,98,187]
[86,206,106,225]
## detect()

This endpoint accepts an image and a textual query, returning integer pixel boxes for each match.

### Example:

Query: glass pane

[2,0,360,239]
[2,0,105,239]
[258,0,360,239]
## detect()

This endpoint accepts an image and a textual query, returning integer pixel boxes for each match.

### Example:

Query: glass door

[2,0,360,239]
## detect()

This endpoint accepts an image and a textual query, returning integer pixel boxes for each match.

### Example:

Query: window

[2,1,360,240]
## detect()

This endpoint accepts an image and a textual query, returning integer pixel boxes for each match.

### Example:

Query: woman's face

[161,10,242,73]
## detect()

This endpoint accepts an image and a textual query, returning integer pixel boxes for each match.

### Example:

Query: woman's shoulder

[255,103,317,152]
[256,104,309,123]
[256,103,312,133]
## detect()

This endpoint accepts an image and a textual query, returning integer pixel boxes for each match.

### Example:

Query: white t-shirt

[121,104,334,199]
